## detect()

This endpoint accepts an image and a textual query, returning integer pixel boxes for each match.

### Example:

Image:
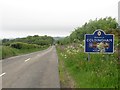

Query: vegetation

[57,45,118,88]
[1,35,54,59]
[57,17,119,45]
[2,35,54,46]
[56,17,119,88]
[1,16,119,88]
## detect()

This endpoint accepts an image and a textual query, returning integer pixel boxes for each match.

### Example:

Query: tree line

[57,17,119,45]
[2,35,54,47]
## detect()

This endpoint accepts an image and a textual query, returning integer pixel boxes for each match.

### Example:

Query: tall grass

[57,45,118,88]
[2,46,19,59]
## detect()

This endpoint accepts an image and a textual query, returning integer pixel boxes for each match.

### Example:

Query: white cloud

[0,0,119,38]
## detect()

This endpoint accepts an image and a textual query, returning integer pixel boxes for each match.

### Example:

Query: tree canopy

[2,35,54,46]
[57,17,118,45]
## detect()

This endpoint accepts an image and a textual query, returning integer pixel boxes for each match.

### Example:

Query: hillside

[1,35,54,59]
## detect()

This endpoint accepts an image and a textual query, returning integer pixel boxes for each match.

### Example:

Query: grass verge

[56,45,118,88]
[57,47,76,88]
[0,45,48,59]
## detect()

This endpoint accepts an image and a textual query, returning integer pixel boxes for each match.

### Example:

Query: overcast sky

[0,0,119,39]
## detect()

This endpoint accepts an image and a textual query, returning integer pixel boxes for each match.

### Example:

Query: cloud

[0,0,119,38]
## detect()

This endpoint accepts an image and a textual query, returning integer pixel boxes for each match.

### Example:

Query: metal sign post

[87,53,90,61]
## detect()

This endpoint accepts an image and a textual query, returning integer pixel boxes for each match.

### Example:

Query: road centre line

[25,58,31,62]
[0,72,6,77]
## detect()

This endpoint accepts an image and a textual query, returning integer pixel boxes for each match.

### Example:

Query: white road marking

[0,72,6,77]
[25,58,31,62]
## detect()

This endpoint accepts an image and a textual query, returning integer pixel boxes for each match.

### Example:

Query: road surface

[1,46,60,88]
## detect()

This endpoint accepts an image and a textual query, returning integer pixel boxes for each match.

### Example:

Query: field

[57,44,119,88]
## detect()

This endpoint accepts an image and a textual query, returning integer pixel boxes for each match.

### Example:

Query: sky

[118,1,120,26]
[0,0,119,39]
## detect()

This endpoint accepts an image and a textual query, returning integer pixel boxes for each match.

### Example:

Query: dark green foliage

[1,35,54,59]
[1,45,48,59]
[2,39,10,43]
[2,35,54,46]
[2,46,18,59]
[10,42,40,49]
[57,17,118,45]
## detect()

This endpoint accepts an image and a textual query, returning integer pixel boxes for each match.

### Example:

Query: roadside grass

[1,45,48,59]
[57,48,75,88]
[56,45,118,88]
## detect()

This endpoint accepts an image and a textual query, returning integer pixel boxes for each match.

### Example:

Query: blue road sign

[85,29,114,53]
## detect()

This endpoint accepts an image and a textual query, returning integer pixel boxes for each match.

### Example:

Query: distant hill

[2,35,54,46]
[53,37,65,41]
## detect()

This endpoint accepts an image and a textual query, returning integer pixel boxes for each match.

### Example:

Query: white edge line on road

[25,58,31,62]
[0,72,6,77]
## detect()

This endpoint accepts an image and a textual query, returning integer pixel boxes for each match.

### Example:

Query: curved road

[1,46,60,88]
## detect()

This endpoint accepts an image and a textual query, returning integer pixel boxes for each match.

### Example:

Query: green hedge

[10,42,40,49]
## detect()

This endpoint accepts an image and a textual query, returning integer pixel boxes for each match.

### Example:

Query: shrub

[10,42,40,49]
[2,46,18,59]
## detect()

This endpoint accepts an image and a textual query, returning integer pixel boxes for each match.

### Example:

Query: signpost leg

[88,53,90,61]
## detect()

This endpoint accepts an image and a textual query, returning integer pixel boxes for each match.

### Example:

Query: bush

[2,46,18,59]
[2,44,48,59]
[10,42,40,49]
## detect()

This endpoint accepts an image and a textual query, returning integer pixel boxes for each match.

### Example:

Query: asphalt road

[1,46,60,88]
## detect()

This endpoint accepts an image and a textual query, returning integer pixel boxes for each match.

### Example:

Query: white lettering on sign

[86,39,112,42]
